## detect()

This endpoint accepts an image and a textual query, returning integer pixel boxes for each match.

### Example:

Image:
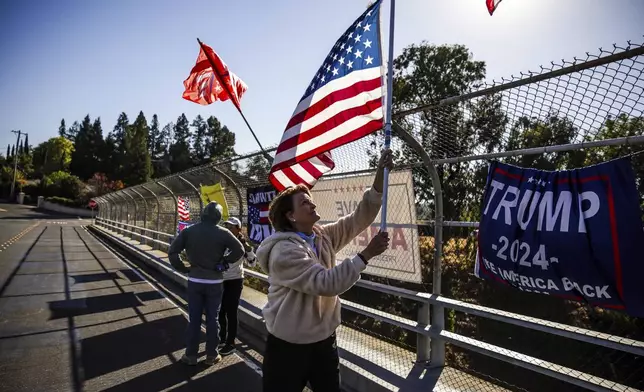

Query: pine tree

[10,145,15,157]
[152,122,173,178]
[70,115,105,180]
[18,139,24,156]
[206,116,236,161]
[148,114,160,156]
[123,111,152,185]
[58,119,67,138]
[169,114,192,173]
[6,144,9,158]
[23,134,30,155]
[67,121,80,142]
[107,112,129,180]
[191,115,207,164]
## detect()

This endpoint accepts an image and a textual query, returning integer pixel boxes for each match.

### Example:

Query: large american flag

[268,0,384,191]
[178,196,190,222]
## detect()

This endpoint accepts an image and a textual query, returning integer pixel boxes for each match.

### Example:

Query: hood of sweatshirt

[201,201,223,224]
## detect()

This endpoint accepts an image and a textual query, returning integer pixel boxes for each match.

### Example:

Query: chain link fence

[93,38,644,391]
[392,38,644,391]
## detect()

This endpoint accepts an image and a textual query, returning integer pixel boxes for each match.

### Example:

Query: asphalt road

[0,203,263,392]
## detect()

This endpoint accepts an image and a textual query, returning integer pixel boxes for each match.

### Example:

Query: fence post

[122,189,140,242]
[130,187,148,245]
[142,185,160,250]
[156,180,178,241]
[211,165,245,222]
[393,122,444,367]
[177,175,203,217]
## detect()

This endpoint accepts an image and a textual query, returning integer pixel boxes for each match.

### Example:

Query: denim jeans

[185,281,224,358]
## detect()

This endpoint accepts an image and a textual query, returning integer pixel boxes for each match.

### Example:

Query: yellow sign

[200,183,229,221]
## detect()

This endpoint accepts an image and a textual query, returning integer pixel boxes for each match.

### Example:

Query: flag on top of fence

[268,0,385,192]
[177,196,190,222]
[182,42,248,107]
[486,0,502,15]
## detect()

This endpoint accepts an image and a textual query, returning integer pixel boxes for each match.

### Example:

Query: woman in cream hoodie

[256,150,393,392]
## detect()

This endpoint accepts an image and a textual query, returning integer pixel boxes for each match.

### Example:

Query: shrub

[45,196,85,208]
[42,171,84,200]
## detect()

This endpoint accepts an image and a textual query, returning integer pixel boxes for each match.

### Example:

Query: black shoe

[220,344,236,356]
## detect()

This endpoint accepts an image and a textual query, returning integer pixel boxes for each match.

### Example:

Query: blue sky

[1,0,642,156]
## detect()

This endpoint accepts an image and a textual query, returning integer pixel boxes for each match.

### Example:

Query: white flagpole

[380,0,395,232]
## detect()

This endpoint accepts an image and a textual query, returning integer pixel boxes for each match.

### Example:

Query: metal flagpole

[196,38,273,164]
[380,0,395,232]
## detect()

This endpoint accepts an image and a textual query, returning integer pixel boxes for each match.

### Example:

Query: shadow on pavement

[103,360,262,392]
[81,314,188,380]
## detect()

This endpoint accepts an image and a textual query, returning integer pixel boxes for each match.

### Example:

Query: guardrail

[93,217,644,392]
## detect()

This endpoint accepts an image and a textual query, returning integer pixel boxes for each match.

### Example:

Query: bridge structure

[1,39,643,391]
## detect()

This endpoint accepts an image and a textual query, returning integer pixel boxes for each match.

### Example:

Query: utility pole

[10,130,25,200]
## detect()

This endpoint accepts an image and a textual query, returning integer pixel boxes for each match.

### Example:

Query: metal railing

[92,38,644,391]
[93,216,644,392]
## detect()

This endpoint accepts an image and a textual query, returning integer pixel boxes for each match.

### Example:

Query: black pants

[263,333,340,392]
[218,278,244,345]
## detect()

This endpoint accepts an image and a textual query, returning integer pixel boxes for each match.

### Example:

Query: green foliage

[207,115,236,161]
[45,196,86,208]
[70,115,106,180]
[244,154,271,181]
[32,136,75,175]
[169,114,192,173]
[191,115,207,164]
[42,170,84,200]
[123,111,152,186]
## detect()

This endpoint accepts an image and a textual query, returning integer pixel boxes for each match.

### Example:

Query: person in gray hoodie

[168,201,244,366]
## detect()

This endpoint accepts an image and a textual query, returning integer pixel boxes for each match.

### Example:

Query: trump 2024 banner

[475,159,644,317]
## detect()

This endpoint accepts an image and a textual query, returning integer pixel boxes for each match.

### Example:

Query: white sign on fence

[312,170,422,283]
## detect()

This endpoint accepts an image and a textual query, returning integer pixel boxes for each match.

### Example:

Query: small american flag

[178,197,190,222]
[249,204,269,225]
[269,0,384,191]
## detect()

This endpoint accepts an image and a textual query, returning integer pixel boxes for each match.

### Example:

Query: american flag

[268,0,384,191]
[178,196,190,222]
[249,204,269,225]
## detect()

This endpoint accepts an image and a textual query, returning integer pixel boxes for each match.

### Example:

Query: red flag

[182,43,248,108]
[486,0,502,15]
[268,1,384,191]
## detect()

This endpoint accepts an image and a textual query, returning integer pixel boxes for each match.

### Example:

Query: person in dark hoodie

[169,201,244,366]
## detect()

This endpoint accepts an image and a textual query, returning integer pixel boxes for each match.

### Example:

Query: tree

[368,42,504,220]
[148,114,160,155]
[32,137,75,175]
[191,115,208,164]
[18,139,24,156]
[206,116,236,161]
[66,121,80,142]
[169,114,193,173]
[152,122,173,178]
[70,115,105,180]
[5,145,9,159]
[122,111,152,185]
[23,134,30,155]
[244,154,271,181]
[10,145,15,157]
[58,119,67,138]
[104,112,129,180]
